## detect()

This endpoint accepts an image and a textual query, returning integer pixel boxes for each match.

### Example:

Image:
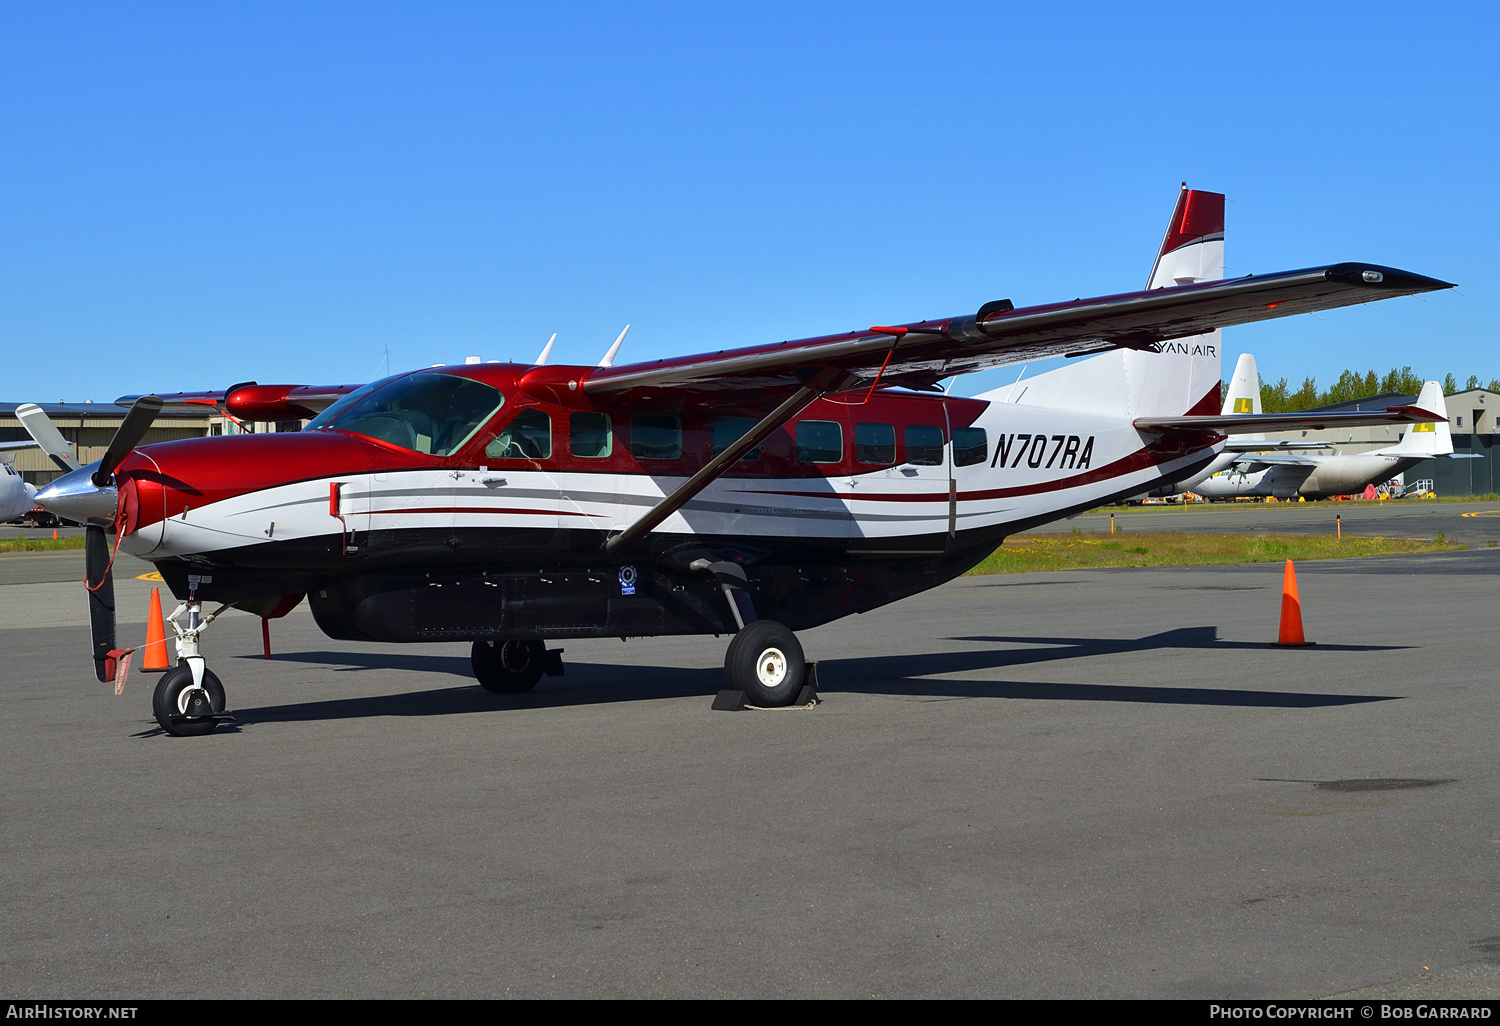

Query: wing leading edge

[584,263,1452,400]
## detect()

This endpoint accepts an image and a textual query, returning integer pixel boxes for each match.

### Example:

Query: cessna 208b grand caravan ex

[28,187,1452,735]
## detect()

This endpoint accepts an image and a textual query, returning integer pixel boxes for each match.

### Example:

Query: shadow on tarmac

[219,625,1400,725]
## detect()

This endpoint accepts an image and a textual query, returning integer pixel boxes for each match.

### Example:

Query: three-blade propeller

[92,396,163,487]
[22,397,164,681]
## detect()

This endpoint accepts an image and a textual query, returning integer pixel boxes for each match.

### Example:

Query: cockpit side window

[486,408,552,460]
[315,373,504,457]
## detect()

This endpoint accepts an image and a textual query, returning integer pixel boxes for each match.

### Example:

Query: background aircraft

[1133,352,1359,499]
[22,188,1452,736]
[0,458,38,523]
[0,434,42,522]
[1195,379,1470,500]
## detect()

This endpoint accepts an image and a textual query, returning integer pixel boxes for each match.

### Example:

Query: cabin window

[854,423,895,465]
[905,425,945,466]
[796,420,843,464]
[631,415,682,460]
[569,412,613,458]
[711,417,762,461]
[313,372,503,457]
[952,427,987,467]
[487,408,552,460]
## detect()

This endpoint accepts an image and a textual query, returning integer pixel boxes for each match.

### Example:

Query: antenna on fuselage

[535,333,557,366]
[598,324,631,368]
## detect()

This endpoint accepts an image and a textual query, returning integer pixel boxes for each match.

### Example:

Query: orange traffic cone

[52,529,58,539]
[1274,560,1315,646]
[142,587,170,670]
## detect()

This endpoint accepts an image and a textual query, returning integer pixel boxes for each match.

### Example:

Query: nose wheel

[150,593,233,737]
[151,662,228,736]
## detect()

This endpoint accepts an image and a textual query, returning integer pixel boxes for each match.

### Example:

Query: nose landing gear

[152,592,235,737]
[152,662,227,736]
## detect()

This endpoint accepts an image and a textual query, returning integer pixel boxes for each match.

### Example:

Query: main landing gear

[471,640,565,694]
[692,557,815,708]
[152,591,235,737]
[723,619,807,707]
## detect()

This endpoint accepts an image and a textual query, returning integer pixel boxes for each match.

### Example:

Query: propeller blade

[92,396,163,487]
[85,525,116,683]
[16,404,81,472]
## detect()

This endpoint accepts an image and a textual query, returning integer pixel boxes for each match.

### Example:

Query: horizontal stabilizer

[1136,406,1444,434]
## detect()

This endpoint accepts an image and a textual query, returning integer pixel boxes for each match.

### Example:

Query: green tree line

[1229,368,1500,413]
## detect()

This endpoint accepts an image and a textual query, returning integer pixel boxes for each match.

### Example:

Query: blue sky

[2,3,1495,402]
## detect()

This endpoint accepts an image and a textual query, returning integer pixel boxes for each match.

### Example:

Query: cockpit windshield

[308,372,504,457]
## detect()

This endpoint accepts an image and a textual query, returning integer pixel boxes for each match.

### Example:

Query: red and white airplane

[28,187,1451,735]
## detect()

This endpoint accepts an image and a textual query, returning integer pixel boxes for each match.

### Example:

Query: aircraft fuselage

[114,364,1219,643]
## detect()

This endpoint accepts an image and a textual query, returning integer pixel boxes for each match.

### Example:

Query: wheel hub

[755,647,787,687]
[499,642,532,673]
[178,686,210,716]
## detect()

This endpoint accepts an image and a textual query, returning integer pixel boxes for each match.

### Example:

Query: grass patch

[1103,494,1500,512]
[967,532,1461,575]
[0,536,88,553]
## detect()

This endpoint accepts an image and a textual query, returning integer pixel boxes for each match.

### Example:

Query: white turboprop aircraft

[1195,378,1469,500]
[0,434,43,522]
[0,458,39,523]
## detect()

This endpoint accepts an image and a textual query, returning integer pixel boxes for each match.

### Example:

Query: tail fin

[994,185,1224,418]
[1222,353,1265,440]
[1385,381,1453,456]
[1147,186,1225,289]
[1222,353,1262,415]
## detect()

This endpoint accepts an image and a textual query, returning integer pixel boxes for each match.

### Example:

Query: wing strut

[602,366,856,557]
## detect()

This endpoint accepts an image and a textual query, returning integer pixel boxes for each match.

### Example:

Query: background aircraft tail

[990,185,1224,418]
[1382,381,1453,456]
[1222,353,1264,440]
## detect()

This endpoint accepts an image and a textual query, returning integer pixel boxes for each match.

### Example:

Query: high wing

[1221,439,1344,452]
[579,263,1452,401]
[1233,453,1322,468]
[115,383,365,420]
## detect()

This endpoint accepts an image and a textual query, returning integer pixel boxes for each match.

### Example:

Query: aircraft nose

[33,463,118,525]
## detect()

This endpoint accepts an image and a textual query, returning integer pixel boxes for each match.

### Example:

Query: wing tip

[1325,263,1456,291]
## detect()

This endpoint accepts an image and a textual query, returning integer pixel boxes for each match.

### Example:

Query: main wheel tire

[151,663,226,737]
[725,620,805,707]
[472,640,546,694]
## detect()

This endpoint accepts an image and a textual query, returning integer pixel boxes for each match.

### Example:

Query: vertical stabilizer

[1385,381,1453,456]
[1223,354,1262,415]
[1223,353,1264,441]
[992,186,1224,418]
[1147,186,1226,290]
